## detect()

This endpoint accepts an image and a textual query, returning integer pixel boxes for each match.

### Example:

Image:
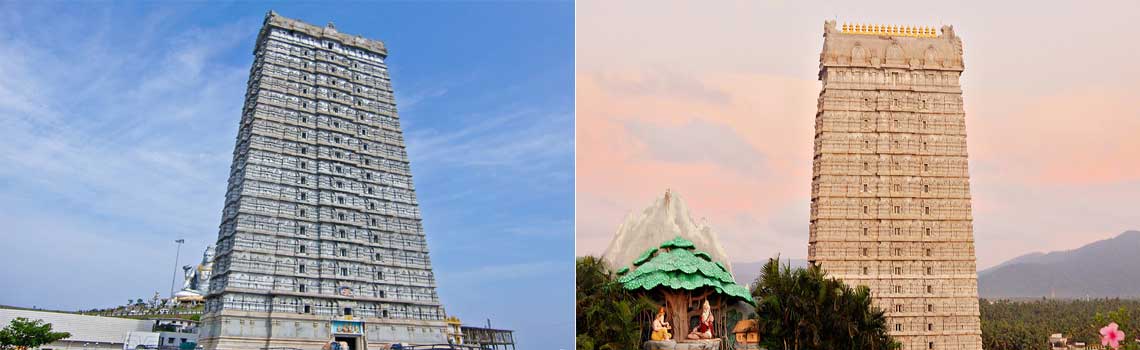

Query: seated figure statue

[686,300,714,340]
[651,307,672,341]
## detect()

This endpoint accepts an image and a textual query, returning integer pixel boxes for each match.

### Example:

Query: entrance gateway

[331,320,365,350]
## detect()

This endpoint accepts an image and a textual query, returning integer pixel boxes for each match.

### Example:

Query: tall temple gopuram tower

[808,21,983,350]
[199,12,447,350]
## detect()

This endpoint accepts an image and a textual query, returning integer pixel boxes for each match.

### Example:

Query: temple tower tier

[198,11,447,350]
[808,20,983,350]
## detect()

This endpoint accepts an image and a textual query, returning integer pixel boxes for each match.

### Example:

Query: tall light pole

[170,239,185,299]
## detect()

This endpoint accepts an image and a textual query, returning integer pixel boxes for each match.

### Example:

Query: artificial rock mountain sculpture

[602,189,734,275]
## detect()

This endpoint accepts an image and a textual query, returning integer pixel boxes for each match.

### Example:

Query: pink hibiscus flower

[1100,322,1126,349]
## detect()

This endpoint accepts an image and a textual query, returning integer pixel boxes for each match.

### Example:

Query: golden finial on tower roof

[839,22,939,37]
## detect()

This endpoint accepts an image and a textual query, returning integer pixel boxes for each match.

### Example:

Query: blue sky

[0,2,572,349]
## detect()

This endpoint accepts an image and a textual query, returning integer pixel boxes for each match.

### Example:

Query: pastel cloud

[622,118,767,175]
[576,0,1140,269]
[576,69,819,262]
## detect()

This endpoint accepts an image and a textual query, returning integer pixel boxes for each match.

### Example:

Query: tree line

[981,298,1140,350]
[577,256,897,350]
[578,254,1140,350]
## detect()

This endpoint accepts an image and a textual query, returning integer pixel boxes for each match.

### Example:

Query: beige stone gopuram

[808,20,983,350]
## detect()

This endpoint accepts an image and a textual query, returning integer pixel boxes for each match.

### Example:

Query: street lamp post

[170,239,185,299]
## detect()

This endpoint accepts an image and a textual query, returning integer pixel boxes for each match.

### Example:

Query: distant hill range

[731,231,1140,299]
[978,230,1140,299]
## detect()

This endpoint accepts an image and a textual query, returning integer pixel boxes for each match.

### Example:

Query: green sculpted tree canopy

[616,236,752,337]
[0,317,71,350]
[617,236,750,302]
[751,258,898,350]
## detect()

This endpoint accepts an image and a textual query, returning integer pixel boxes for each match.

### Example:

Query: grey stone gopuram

[199,11,447,350]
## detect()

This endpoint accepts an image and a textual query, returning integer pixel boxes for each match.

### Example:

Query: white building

[0,309,152,350]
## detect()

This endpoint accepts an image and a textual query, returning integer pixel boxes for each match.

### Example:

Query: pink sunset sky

[575,0,1140,269]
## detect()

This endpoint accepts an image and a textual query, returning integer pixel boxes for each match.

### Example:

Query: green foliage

[982,298,1140,350]
[154,324,179,332]
[751,258,898,350]
[0,317,71,350]
[1095,307,1138,350]
[725,308,744,349]
[576,256,659,350]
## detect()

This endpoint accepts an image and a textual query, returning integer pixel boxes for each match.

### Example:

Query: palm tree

[751,257,897,350]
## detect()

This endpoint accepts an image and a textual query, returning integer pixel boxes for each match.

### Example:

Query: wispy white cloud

[592,69,732,106]
[622,118,768,175]
[412,108,571,162]
[405,104,573,197]
[0,12,255,230]
[501,219,574,238]
[0,9,259,308]
[398,87,450,111]
[437,261,564,285]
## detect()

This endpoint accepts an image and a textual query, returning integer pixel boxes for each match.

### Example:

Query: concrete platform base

[645,339,722,350]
